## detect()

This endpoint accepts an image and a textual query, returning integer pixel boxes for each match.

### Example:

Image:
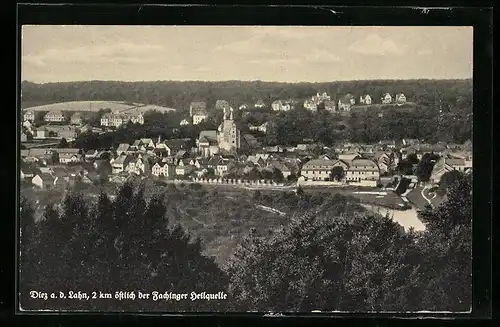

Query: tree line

[20,173,471,312]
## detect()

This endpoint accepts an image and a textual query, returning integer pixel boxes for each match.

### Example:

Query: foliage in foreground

[20,182,227,312]
[20,176,471,312]
[224,176,472,312]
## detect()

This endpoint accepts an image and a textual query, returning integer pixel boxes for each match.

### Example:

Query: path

[225,195,286,217]
[256,205,286,216]
[421,185,433,206]
[178,209,207,227]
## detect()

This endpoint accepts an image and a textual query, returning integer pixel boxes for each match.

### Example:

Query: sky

[21,25,473,83]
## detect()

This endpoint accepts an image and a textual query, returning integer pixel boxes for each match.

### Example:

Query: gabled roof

[164,138,191,150]
[208,155,222,166]
[36,173,54,182]
[28,148,54,157]
[113,155,131,165]
[445,158,466,167]
[175,150,187,158]
[350,158,378,170]
[21,166,41,175]
[116,143,131,152]
[338,94,354,104]
[302,159,336,168]
[59,153,79,159]
[190,101,207,114]
[56,148,80,154]
[140,138,154,145]
[198,130,218,143]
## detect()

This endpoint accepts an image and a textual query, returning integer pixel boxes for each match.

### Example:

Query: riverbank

[361,204,426,232]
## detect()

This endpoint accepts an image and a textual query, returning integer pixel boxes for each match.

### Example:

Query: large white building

[190,101,208,125]
[100,112,144,128]
[23,110,35,122]
[300,157,380,186]
[44,111,65,122]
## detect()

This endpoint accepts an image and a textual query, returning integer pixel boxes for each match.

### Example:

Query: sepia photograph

[18,24,474,313]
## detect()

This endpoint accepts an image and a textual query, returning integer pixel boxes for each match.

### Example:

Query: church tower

[217,106,240,152]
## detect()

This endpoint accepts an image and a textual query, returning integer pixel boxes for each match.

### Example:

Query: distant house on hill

[189,101,207,117]
[190,101,208,125]
[70,113,83,125]
[395,93,407,105]
[179,119,190,126]
[23,110,35,122]
[215,100,231,111]
[303,99,318,112]
[381,93,392,104]
[44,110,65,122]
[337,94,355,111]
[359,94,372,105]
[323,100,337,112]
[272,100,293,112]
[254,100,266,108]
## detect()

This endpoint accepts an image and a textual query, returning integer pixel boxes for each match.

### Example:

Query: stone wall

[189,177,285,187]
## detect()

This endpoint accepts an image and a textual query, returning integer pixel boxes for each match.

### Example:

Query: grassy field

[303,186,408,210]
[21,178,407,266]
[23,101,177,113]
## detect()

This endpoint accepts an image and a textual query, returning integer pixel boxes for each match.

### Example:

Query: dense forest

[21,79,472,114]
[20,173,471,312]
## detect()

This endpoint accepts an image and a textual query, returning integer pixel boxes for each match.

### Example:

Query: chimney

[230,107,234,120]
[157,135,161,144]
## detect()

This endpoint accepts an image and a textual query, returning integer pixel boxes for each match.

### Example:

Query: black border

[4,3,493,325]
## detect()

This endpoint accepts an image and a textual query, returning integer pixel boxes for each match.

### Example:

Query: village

[20,91,472,213]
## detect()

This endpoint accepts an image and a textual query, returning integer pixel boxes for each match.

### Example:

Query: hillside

[20,79,472,115]
[22,100,177,113]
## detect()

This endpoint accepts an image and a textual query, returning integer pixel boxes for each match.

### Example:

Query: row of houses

[23,110,85,125]
[429,154,473,184]
[300,157,380,185]
[21,121,96,141]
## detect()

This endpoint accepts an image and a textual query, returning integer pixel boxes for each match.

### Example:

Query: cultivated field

[23,101,177,113]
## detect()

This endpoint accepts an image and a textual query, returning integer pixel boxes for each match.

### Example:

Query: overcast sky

[21,25,473,83]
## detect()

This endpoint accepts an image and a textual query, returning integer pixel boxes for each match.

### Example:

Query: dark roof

[190,101,207,114]
[37,173,54,182]
[164,138,191,151]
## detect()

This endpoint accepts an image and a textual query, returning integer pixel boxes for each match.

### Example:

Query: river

[360,204,426,232]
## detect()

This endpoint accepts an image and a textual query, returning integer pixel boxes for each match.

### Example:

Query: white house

[395,93,407,105]
[193,113,208,125]
[303,99,318,112]
[271,100,292,111]
[359,95,372,105]
[23,110,35,122]
[344,158,380,184]
[254,100,266,108]
[111,155,133,174]
[300,159,336,181]
[381,93,392,104]
[32,173,54,190]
